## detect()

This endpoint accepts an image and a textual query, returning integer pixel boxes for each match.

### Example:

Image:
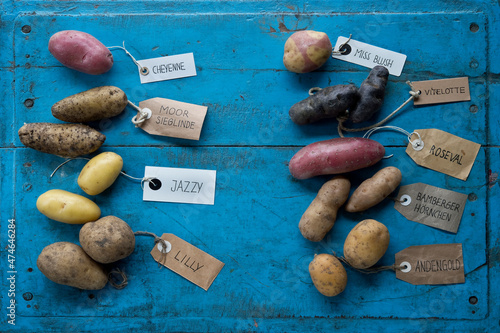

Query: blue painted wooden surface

[1,1,499,332]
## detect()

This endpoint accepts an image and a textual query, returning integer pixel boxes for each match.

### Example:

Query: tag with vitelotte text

[412,77,470,106]
[137,53,197,84]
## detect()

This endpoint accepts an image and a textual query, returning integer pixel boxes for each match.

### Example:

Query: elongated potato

[78,152,123,195]
[299,176,350,242]
[350,66,389,123]
[283,30,332,73]
[309,253,347,297]
[343,219,390,269]
[52,86,128,123]
[345,166,402,212]
[18,123,106,158]
[36,189,101,224]
[49,30,113,75]
[289,137,385,179]
[37,242,108,290]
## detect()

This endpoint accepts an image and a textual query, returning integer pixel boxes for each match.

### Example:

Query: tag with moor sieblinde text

[137,53,197,84]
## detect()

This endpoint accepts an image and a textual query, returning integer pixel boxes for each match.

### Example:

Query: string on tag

[333,253,405,274]
[331,34,352,56]
[134,231,169,267]
[363,125,424,152]
[108,268,128,289]
[107,42,149,76]
[128,100,152,127]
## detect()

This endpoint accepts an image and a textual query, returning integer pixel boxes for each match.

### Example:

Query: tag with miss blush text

[137,53,197,84]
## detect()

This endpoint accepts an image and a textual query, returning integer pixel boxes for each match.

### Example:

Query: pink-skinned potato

[289,137,385,179]
[49,30,113,75]
[283,30,332,73]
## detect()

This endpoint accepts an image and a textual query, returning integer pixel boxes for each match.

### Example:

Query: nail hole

[88,294,95,299]
[21,25,31,33]
[469,104,478,114]
[23,292,33,301]
[27,268,33,272]
[469,296,478,305]
[468,193,478,201]
[25,54,30,59]
[470,59,479,69]
[25,63,31,69]
[24,99,34,108]
[470,23,479,33]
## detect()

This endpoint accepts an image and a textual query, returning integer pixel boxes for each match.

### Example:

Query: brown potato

[283,30,332,73]
[309,253,347,297]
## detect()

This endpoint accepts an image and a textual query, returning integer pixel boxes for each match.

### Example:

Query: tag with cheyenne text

[150,233,225,291]
[406,129,480,180]
[395,244,465,285]
[143,166,216,205]
[136,53,197,84]
[138,98,207,140]
[394,183,468,233]
[331,36,407,76]
[412,77,470,106]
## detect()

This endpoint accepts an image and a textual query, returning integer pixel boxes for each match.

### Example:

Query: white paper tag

[143,166,216,205]
[331,36,407,76]
[137,53,197,84]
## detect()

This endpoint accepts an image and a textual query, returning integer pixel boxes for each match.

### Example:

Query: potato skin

[345,167,402,212]
[36,189,101,224]
[37,242,108,290]
[309,254,347,297]
[52,86,128,123]
[344,219,390,269]
[79,216,135,264]
[350,66,389,123]
[299,176,351,242]
[289,137,385,179]
[78,152,123,195]
[283,30,332,73]
[289,85,359,125]
[49,30,113,75]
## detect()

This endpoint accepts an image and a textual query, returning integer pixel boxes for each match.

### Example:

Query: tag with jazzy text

[412,77,470,106]
[138,98,207,140]
[394,183,468,233]
[143,166,216,205]
[137,53,197,84]
[331,36,407,76]
[406,129,480,180]
[395,244,465,285]
[150,233,225,291]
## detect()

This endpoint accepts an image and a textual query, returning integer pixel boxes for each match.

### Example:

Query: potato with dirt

[309,253,347,297]
[283,30,332,73]
[345,166,402,212]
[49,30,113,75]
[52,86,128,123]
[36,189,101,224]
[299,176,351,242]
[78,152,123,195]
[37,242,108,290]
[349,66,389,123]
[18,123,106,158]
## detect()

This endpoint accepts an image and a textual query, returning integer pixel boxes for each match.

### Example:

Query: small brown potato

[343,219,390,269]
[309,253,347,297]
[52,86,128,123]
[18,122,106,158]
[299,176,351,242]
[79,216,135,264]
[345,167,402,212]
[283,30,332,73]
[36,189,101,224]
[37,242,108,290]
[78,152,123,195]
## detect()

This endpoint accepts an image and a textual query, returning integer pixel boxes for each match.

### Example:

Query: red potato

[49,30,113,75]
[283,30,332,73]
[289,137,385,179]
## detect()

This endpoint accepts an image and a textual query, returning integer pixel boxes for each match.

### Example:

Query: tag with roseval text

[331,36,407,76]
[395,244,465,285]
[136,53,197,84]
[406,129,480,181]
[150,233,225,291]
[394,183,468,233]
[412,77,470,106]
[138,98,207,140]
[143,166,216,205]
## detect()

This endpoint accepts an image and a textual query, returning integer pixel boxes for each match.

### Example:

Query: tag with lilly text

[331,36,407,76]
[143,166,216,205]
[412,77,470,106]
[150,233,225,291]
[137,53,197,84]
[394,183,468,233]
[395,244,465,285]
[406,129,480,180]
[138,98,207,140]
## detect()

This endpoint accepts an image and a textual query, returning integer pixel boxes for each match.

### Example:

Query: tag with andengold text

[395,244,465,285]
[406,129,480,180]
[412,77,470,106]
[137,53,197,84]
[394,183,468,233]
[150,233,225,291]
[138,98,207,140]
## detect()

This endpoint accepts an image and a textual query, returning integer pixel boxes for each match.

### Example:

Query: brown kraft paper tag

[395,244,465,285]
[138,98,208,140]
[406,129,480,181]
[394,183,468,233]
[412,77,470,105]
[150,233,224,291]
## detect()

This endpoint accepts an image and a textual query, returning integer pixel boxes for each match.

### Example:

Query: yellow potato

[78,152,123,195]
[36,189,101,224]
[309,253,347,297]
[343,219,390,269]
[283,30,332,73]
